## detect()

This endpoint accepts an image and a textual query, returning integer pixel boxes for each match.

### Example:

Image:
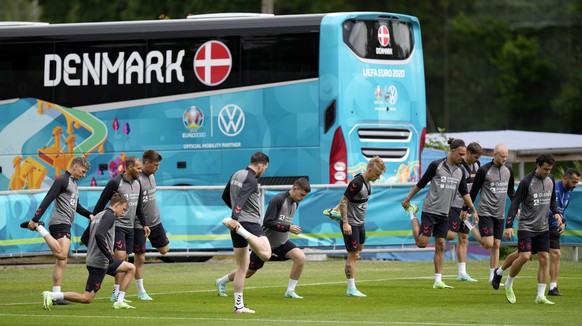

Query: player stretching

[20,156,93,305]
[324,156,386,297]
[220,152,272,314]
[402,138,479,289]
[216,178,311,299]
[42,193,136,310]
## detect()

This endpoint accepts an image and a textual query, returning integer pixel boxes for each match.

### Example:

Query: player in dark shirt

[219,152,271,314]
[20,156,93,305]
[491,154,561,305]
[41,193,136,310]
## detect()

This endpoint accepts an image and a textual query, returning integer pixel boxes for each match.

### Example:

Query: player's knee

[295,253,306,267]
[82,296,94,304]
[158,246,169,255]
[55,252,68,261]
[258,252,271,262]
[446,232,456,241]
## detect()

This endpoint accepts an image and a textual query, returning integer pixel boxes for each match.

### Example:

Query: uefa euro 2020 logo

[183,106,204,131]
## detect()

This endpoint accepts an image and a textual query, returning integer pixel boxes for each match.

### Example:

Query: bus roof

[0,14,326,42]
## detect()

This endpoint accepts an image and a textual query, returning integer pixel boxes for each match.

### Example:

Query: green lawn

[0,258,581,325]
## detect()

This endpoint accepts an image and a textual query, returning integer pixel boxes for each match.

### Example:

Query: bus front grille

[357,128,410,142]
[361,147,408,159]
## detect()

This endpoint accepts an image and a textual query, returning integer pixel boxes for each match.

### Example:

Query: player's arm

[403,160,437,209]
[76,202,93,220]
[263,194,289,232]
[221,181,232,208]
[507,165,516,201]
[231,175,257,220]
[504,177,528,239]
[93,178,118,215]
[549,175,562,226]
[94,211,116,264]
[31,177,67,222]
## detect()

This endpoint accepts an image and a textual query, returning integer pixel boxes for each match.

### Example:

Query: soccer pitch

[0,258,581,325]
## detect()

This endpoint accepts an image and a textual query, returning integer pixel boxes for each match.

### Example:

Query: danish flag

[193,40,232,86]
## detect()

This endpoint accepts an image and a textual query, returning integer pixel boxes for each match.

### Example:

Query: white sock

[37,225,49,237]
[347,278,356,289]
[48,292,64,300]
[218,274,231,284]
[116,291,126,303]
[113,284,120,296]
[496,267,504,276]
[489,268,495,281]
[409,211,417,220]
[463,219,474,231]
[235,224,251,239]
[136,278,146,294]
[549,282,557,290]
[537,283,547,298]
[505,275,514,288]
[52,286,61,293]
[458,262,466,275]
[287,279,298,292]
[434,273,442,283]
[234,292,244,309]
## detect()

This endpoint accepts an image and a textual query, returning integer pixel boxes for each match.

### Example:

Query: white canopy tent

[427,130,582,179]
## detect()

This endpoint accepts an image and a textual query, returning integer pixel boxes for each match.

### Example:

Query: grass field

[0,257,581,325]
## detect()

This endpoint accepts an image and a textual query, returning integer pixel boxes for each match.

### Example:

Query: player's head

[563,168,581,191]
[448,138,466,165]
[110,192,128,217]
[250,152,269,177]
[466,142,482,164]
[493,144,509,166]
[124,156,142,180]
[365,156,386,182]
[142,149,162,175]
[69,156,91,180]
[290,177,311,203]
[535,153,555,179]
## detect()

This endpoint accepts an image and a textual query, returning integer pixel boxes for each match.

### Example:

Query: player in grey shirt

[402,138,479,289]
[466,144,515,283]
[215,178,311,299]
[446,142,482,282]
[20,156,93,305]
[219,152,272,314]
[491,154,561,305]
[132,150,170,301]
[324,156,386,297]
[41,192,137,310]
[93,156,149,303]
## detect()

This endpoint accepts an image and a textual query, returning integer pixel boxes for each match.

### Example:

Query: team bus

[0,12,426,190]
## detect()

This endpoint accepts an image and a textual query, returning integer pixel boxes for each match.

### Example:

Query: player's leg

[534,232,554,304]
[344,225,366,297]
[216,252,261,297]
[548,228,561,296]
[133,227,152,300]
[281,242,305,298]
[111,227,132,302]
[488,218,504,283]
[50,224,72,305]
[111,260,136,309]
[432,217,453,289]
[42,266,103,310]
[150,223,170,255]
[222,219,271,261]
[232,246,254,313]
[415,212,437,248]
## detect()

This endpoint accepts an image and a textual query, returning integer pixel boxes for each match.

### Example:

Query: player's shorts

[249,240,298,271]
[517,230,550,254]
[148,223,170,249]
[420,212,448,238]
[478,215,504,240]
[342,224,366,252]
[448,207,469,234]
[231,221,265,248]
[85,259,123,293]
[549,227,562,250]
[49,223,71,240]
[114,226,134,254]
[133,228,147,254]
